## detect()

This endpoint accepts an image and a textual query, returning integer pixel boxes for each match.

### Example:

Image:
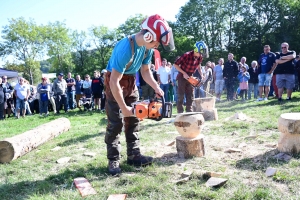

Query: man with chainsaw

[174,41,209,113]
[104,14,175,175]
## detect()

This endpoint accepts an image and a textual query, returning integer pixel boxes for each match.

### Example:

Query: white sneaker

[257,98,263,101]
[264,97,268,101]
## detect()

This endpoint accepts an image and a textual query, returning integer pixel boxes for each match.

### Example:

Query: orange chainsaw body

[188,76,202,87]
[134,100,163,120]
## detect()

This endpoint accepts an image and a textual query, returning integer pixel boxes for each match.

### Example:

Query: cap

[58,73,64,76]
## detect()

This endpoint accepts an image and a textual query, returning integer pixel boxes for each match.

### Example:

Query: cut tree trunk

[0,117,71,163]
[278,113,300,154]
[176,135,205,158]
[202,108,218,121]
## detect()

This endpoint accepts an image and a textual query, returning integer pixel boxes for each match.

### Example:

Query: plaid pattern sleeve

[174,51,203,74]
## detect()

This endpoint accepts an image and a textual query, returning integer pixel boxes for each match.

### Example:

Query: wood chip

[181,171,193,178]
[74,177,97,197]
[174,177,189,184]
[238,143,247,148]
[224,148,242,153]
[56,157,71,164]
[265,167,277,177]
[244,135,258,139]
[166,140,175,146]
[205,177,228,187]
[83,152,97,157]
[265,144,277,148]
[51,146,62,151]
[107,194,127,200]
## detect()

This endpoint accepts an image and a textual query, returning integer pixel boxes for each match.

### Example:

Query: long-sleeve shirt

[53,78,67,95]
[223,60,239,79]
[171,65,179,83]
[237,72,250,83]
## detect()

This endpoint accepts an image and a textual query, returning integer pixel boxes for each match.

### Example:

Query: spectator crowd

[0,42,299,120]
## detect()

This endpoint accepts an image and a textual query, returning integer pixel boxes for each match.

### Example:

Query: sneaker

[39,114,43,117]
[257,98,263,101]
[127,154,153,167]
[108,160,121,176]
[278,98,282,103]
[286,97,292,100]
[264,97,268,101]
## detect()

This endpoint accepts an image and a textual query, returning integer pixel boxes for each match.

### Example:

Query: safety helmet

[141,14,175,52]
[194,41,209,58]
[101,69,107,74]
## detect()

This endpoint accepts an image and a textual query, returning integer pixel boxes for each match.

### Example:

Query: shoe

[108,160,121,176]
[257,98,263,101]
[127,154,153,167]
[286,97,292,100]
[264,97,268,101]
[39,114,43,117]
[278,98,282,103]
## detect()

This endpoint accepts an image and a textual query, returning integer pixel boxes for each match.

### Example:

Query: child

[238,65,250,100]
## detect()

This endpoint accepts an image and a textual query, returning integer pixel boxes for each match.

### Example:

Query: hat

[58,73,64,76]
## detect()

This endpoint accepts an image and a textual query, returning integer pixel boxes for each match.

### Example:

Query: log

[176,135,205,158]
[0,117,71,163]
[192,97,216,112]
[278,113,300,154]
[202,108,218,121]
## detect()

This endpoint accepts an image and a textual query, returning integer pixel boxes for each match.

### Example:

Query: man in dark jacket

[0,77,7,120]
[223,53,239,101]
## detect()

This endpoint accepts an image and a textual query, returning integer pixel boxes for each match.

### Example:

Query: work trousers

[177,75,194,113]
[104,72,140,161]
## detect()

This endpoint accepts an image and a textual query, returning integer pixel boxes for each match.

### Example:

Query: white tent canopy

[0,68,18,78]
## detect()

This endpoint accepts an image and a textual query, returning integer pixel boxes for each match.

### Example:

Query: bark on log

[0,117,71,163]
[176,135,205,158]
[278,113,300,154]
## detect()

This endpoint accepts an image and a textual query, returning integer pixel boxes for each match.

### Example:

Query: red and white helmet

[141,14,175,52]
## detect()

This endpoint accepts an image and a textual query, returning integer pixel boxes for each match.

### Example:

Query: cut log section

[278,113,300,154]
[202,108,218,121]
[0,117,71,163]
[176,135,205,158]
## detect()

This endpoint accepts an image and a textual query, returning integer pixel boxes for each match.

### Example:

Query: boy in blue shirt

[104,14,175,175]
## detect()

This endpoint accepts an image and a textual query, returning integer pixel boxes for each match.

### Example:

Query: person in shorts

[214,58,224,101]
[275,42,296,102]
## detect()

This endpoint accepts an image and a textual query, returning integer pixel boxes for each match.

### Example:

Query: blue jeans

[16,98,26,110]
[248,83,258,99]
[39,100,49,114]
[67,91,75,109]
[172,81,178,103]
[194,86,205,98]
[160,84,169,102]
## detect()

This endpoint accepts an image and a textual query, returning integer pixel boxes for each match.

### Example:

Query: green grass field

[1,93,300,200]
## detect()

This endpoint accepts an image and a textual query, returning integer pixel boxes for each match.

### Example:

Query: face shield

[160,28,175,52]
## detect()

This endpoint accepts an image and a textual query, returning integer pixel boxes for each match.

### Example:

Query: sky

[0,0,188,66]
[0,0,188,33]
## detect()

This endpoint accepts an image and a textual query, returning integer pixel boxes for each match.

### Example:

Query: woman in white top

[82,74,92,97]
[202,61,213,97]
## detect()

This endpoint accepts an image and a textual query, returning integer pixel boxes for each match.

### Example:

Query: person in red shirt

[174,41,208,113]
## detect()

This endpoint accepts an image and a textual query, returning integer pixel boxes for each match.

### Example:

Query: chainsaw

[119,96,172,121]
[187,76,203,87]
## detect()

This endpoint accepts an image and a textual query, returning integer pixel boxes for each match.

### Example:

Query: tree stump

[176,135,205,158]
[0,117,71,163]
[278,113,300,154]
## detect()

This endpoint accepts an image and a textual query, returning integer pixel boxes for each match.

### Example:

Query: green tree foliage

[89,25,116,70]
[45,21,74,74]
[0,17,46,84]
[117,14,147,39]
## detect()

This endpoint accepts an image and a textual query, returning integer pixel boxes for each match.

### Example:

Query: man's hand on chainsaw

[121,106,135,117]
[183,72,190,80]
[154,86,164,98]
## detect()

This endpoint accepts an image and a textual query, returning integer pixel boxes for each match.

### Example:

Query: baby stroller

[80,93,94,111]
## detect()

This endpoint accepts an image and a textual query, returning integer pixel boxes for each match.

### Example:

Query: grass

[1,92,300,199]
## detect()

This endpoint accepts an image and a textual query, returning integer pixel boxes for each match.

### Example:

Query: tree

[0,17,46,84]
[117,14,147,39]
[45,21,74,74]
[89,26,117,70]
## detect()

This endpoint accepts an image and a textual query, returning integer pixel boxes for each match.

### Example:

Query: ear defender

[143,31,153,43]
